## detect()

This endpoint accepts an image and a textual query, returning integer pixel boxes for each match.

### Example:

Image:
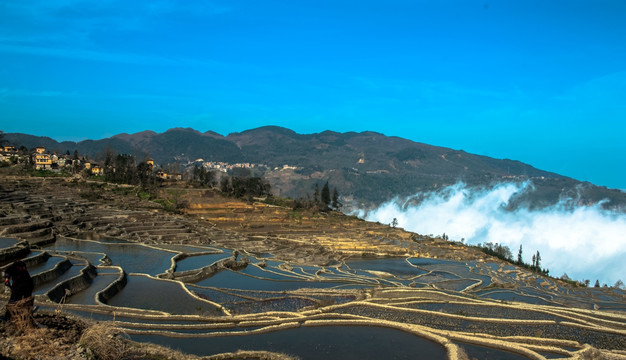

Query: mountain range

[4,126,625,210]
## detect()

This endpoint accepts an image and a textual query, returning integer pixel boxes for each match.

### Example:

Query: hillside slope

[5,127,625,209]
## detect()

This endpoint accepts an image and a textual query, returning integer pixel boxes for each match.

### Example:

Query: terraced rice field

[1,178,625,359]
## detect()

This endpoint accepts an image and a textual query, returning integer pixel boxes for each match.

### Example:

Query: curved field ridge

[1,177,625,359]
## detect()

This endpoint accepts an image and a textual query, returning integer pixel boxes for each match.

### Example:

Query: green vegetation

[474,242,550,276]
[470,241,595,288]
[190,165,215,187]
[321,181,331,208]
[219,174,272,201]
[294,182,342,212]
[8,127,626,209]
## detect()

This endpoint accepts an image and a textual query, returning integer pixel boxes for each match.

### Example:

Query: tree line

[293,181,341,211]
[475,242,550,276]
[219,174,272,200]
[102,152,160,190]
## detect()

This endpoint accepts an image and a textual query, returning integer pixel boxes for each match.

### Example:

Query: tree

[391,218,398,228]
[584,279,590,287]
[321,181,331,208]
[331,188,341,209]
[478,242,512,261]
[517,245,523,264]
[231,176,271,199]
[535,251,541,269]
[136,161,154,188]
[102,148,116,181]
[594,280,600,288]
[313,184,319,204]
[192,165,214,187]
[615,279,625,290]
[220,176,231,193]
[531,254,536,268]
[0,130,4,146]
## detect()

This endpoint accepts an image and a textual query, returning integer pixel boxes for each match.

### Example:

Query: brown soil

[0,312,298,360]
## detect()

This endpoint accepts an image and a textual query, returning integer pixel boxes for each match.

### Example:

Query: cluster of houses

[0,144,187,182]
[0,145,103,174]
[2,145,290,182]
[155,168,182,181]
[192,160,265,173]
[0,145,18,164]
[192,159,300,173]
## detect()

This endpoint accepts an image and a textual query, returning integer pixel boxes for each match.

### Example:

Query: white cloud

[361,182,626,286]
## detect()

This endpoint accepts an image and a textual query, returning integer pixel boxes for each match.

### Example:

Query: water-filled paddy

[130,325,447,360]
[475,290,553,305]
[175,253,229,272]
[408,257,462,267]
[107,275,222,315]
[44,237,175,275]
[67,274,118,305]
[346,258,427,278]
[414,302,560,321]
[0,237,18,248]
[434,279,481,291]
[458,341,530,360]
[27,255,64,275]
[194,269,359,291]
[57,251,106,266]
[228,297,318,314]
[239,264,308,280]
[414,271,461,283]
[33,262,85,295]
[153,244,222,253]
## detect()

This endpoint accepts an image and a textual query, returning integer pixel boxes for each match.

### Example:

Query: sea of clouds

[360,182,626,286]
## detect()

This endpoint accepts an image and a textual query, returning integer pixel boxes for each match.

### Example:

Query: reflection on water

[107,275,222,315]
[130,326,447,360]
[68,273,117,305]
[44,238,174,275]
[194,269,359,291]
[25,232,624,340]
[153,244,223,253]
[175,253,229,272]
[19,231,626,360]
[474,290,553,306]
[33,262,85,295]
[458,341,530,360]
[0,237,19,248]
[346,258,426,278]
[27,255,64,275]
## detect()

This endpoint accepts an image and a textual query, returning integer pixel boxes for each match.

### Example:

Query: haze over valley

[363,181,626,286]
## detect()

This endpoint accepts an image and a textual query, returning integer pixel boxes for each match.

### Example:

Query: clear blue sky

[1,0,625,189]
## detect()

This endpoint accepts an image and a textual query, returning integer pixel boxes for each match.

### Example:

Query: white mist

[361,182,626,286]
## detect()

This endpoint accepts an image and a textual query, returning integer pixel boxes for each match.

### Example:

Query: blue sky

[1,0,625,189]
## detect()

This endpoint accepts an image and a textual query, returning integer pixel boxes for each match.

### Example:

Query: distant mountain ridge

[5,126,626,210]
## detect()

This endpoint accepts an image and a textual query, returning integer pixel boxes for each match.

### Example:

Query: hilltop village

[0,145,300,184]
